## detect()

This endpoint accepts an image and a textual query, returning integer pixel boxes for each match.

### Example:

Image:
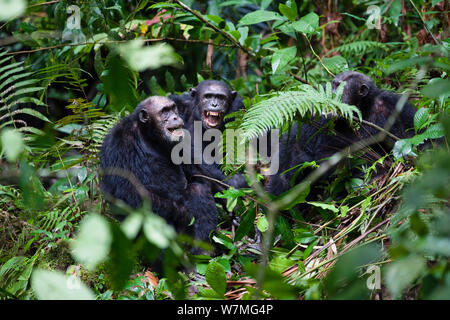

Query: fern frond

[0,49,49,134]
[333,41,387,56]
[240,83,361,141]
[90,112,124,155]
[55,98,106,127]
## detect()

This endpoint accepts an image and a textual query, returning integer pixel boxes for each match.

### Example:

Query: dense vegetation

[0,0,449,300]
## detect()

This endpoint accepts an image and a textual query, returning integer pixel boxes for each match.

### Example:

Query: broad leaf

[239,10,284,25]
[71,214,112,271]
[205,261,227,296]
[292,12,319,35]
[31,269,95,300]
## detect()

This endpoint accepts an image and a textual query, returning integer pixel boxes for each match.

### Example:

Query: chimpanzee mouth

[203,110,224,128]
[168,126,184,138]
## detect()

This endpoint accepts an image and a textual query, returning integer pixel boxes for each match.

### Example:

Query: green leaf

[1,128,23,162]
[340,205,349,218]
[292,12,319,35]
[165,70,176,93]
[71,214,112,271]
[117,40,177,72]
[237,26,249,46]
[414,107,430,132]
[269,255,295,273]
[205,261,226,296]
[121,212,143,239]
[143,213,176,249]
[101,56,139,111]
[31,269,95,300]
[256,213,269,232]
[322,56,348,74]
[307,202,339,213]
[106,223,135,290]
[261,0,273,10]
[385,255,426,298]
[387,57,432,74]
[423,123,445,139]
[421,78,450,99]
[0,0,26,21]
[393,139,416,159]
[409,213,428,237]
[279,2,297,22]
[2,108,51,123]
[388,0,402,26]
[239,10,284,26]
[271,46,296,74]
[235,206,256,241]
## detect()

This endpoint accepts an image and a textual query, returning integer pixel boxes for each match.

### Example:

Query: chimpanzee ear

[189,88,197,97]
[359,84,369,97]
[139,109,150,123]
[231,90,237,101]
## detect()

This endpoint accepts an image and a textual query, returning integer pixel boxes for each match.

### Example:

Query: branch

[5,37,233,55]
[356,117,401,141]
[173,0,255,58]
[288,71,309,84]
[408,0,441,45]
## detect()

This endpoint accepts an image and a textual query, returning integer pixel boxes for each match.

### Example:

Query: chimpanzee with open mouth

[170,80,248,198]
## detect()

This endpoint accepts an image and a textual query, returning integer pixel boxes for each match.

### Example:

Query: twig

[173,0,255,58]
[28,0,59,8]
[304,35,335,77]
[5,37,233,55]
[408,0,440,45]
[192,173,269,209]
[100,167,151,201]
[356,117,401,141]
[288,71,309,84]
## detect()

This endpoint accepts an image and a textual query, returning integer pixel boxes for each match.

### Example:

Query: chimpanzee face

[138,96,184,144]
[190,80,237,129]
[332,71,375,108]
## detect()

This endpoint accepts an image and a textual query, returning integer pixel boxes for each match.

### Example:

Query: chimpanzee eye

[161,107,171,116]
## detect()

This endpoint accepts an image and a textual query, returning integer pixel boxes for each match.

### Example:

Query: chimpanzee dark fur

[99,96,218,241]
[170,81,248,195]
[333,71,416,151]
[267,71,416,196]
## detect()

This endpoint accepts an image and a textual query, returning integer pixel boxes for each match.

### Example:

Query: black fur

[100,96,218,241]
[170,81,248,195]
[267,71,416,196]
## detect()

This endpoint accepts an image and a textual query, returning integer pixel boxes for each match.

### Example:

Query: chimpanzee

[333,71,416,150]
[99,96,218,242]
[170,80,243,130]
[267,71,416,196]
[170,80,248,193]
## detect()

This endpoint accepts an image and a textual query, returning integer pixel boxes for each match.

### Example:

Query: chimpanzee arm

[184,182,218,241]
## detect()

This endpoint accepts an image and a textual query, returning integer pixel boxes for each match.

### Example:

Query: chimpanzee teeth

[207,111,219,117]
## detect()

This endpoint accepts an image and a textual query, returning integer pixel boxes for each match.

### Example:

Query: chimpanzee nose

[210,100,219,109]
[173,115,183,126]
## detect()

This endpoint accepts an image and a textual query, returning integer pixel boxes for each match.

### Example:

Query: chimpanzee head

[332,71,379,112]
[136,96,184,145]
[190,80,237,130]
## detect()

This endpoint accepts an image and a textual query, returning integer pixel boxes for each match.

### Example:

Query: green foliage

[31,269,95,300]
[0,0,449,301]
[240,83,361,141]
